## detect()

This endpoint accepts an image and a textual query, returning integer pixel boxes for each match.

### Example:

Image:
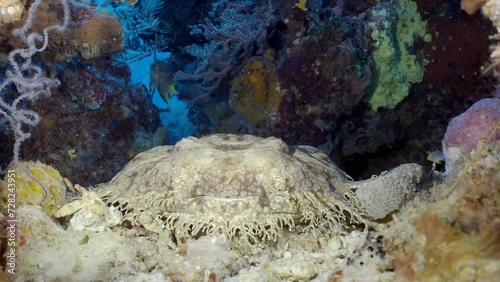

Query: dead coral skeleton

[55,184,122,232]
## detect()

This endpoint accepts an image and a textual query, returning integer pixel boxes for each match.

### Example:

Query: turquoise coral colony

[0,0,499,281]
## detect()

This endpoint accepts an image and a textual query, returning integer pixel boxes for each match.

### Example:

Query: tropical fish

[150,55,179,104]
[83,96,101,110]
[427,150,445,164]
[427,150,445,175]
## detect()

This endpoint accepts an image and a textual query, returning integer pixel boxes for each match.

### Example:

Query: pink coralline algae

[442,98,500,171]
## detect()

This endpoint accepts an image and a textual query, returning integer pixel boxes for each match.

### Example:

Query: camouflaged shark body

[96,134,423,241]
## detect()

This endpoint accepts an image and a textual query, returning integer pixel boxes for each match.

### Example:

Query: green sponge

[365,0,432,110]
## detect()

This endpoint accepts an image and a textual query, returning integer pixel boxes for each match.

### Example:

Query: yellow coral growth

[394,213,498,280]
[1,161,67,216]
[229,57,282,126]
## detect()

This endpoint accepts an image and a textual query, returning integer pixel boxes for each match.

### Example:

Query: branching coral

[114,0,173,63]
[174,0,278,104]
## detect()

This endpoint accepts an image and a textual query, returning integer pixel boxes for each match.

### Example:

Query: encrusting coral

[0,161,67,216]
[385,138,500,281]
[229,57,281,127]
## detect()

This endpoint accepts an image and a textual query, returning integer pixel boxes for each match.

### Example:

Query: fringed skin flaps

[92,135,420,243]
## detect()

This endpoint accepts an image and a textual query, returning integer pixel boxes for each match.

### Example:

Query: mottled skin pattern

[97,134,422,241]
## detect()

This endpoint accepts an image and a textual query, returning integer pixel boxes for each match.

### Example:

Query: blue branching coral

[174,0,278,103]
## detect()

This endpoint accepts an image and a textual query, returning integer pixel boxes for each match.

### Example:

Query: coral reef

[272,14,370,146]
[337,0,496,178]
[0,0,123,64]
[1,0,500,280]
[140,0,498,181]
[167,0,495,179]
[0,58,161,187]
[386,141,500,281]
[174,0,278,102]
[2,136,497,281]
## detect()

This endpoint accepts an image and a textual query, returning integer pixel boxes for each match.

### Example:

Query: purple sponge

[442,98,500,171]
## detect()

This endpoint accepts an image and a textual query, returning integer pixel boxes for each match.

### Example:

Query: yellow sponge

[1,161,67,216]
[229,57,281,126]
